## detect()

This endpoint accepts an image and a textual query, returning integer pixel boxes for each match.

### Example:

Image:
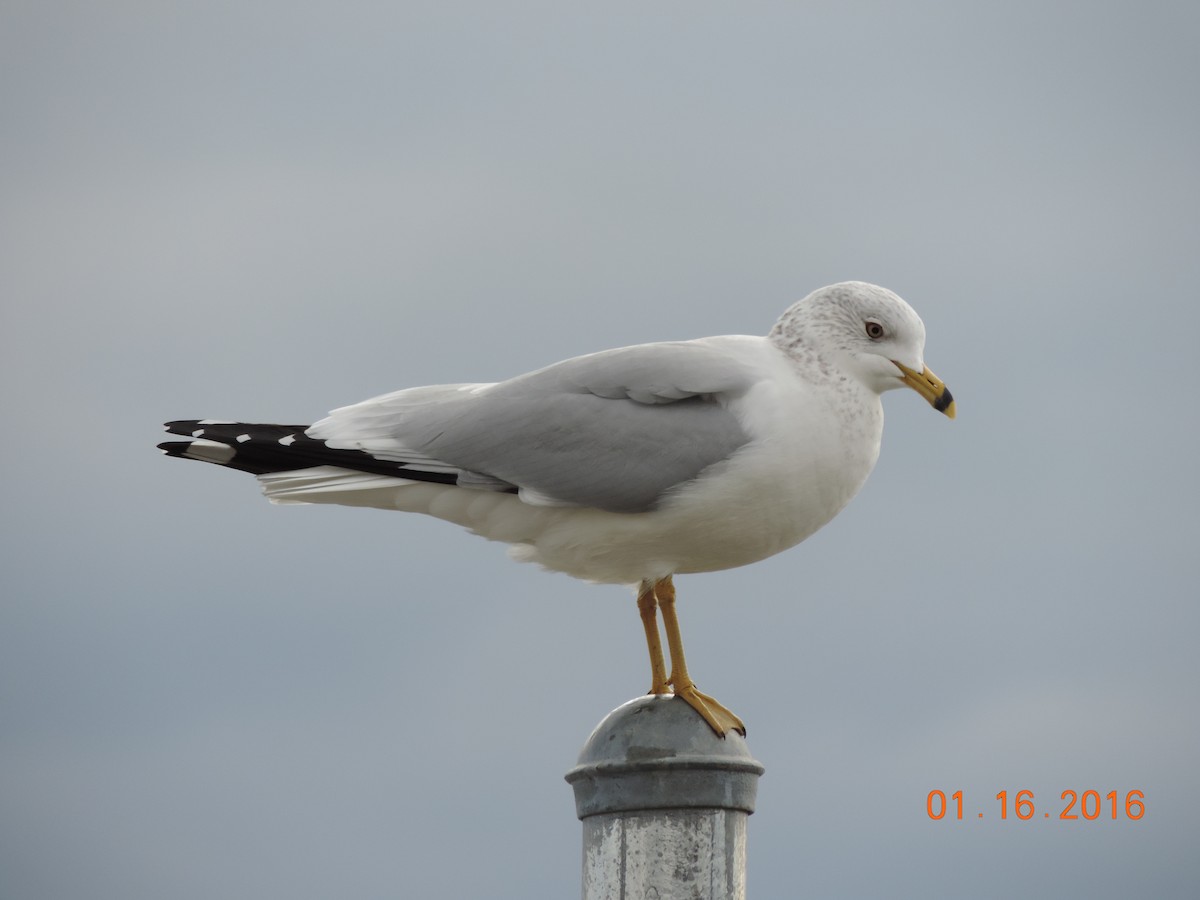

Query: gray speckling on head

[768,282,907,345]
[768,281,924,356]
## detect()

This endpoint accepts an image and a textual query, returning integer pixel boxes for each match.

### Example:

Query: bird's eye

[864,320,885,340]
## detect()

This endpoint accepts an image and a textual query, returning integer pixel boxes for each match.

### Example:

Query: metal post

[565,695,765,900]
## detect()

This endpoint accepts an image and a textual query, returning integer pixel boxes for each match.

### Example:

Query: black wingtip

[156,420,470,484]
[163,420,205,437]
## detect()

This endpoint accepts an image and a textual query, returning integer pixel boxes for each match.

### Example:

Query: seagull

[159,281,954,736]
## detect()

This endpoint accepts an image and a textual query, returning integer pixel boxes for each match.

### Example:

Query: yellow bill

[893,361,956,418]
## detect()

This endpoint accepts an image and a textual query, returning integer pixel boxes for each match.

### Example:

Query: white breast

[487,344,885,584]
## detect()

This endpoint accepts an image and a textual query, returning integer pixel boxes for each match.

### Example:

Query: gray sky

[2,2,1198,898]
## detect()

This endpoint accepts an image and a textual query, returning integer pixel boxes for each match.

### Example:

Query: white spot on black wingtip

[236,433,251,443]
[192,429,205,437]
[181,439,237,464]
[279,434,297,446]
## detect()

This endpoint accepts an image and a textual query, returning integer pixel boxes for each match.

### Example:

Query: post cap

[564,695,765,819]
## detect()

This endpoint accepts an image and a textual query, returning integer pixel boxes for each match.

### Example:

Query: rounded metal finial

[565,695,765,819]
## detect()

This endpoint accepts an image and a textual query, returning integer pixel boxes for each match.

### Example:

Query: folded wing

[307,340,757,513]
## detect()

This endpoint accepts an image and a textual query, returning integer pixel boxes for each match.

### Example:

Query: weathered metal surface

[566,695,764,900]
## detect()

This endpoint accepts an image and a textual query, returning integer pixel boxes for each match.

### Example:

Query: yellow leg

[637,580,671,695]
[656,575,746,737]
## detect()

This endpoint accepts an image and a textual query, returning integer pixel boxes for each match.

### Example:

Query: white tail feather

[257,466,419,506]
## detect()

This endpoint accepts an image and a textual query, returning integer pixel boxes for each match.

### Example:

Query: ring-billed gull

[159,281,954,736]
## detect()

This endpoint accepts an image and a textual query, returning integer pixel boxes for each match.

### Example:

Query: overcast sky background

[3,3,1198,898]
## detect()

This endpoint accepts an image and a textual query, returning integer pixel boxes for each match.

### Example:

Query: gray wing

[308,340,757,513]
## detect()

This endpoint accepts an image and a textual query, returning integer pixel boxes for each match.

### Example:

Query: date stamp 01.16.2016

[927,789,1145,822]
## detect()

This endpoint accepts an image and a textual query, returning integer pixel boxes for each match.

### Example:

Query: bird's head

[770,281,955,418]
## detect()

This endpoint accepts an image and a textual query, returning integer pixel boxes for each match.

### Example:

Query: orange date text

[926,789,1145,821]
